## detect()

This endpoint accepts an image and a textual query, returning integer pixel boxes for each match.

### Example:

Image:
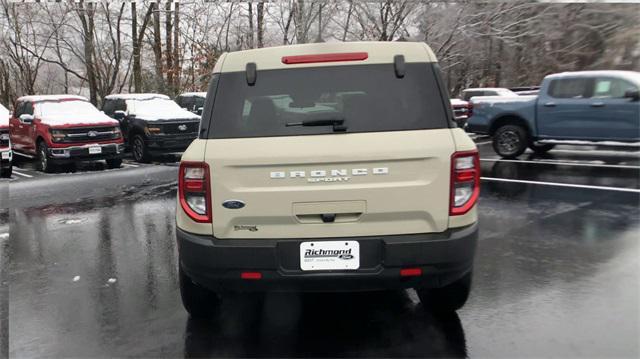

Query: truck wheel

[529,143,555,154]
[179,266,221,319]
[416,270,472,312]
[132,134,152,163]
[493,125,528,158]
[1,166,11,178]
[106,158,122,169]
[37,141,55,173]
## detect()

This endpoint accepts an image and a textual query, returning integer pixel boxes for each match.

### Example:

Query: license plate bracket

[300,240,360,271]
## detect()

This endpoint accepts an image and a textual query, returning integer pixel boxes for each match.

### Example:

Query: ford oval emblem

[222,200,245,209]
[178,124,187,131]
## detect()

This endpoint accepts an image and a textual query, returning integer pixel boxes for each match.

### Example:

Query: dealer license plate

[88,146,102,154]
[300,240,360,271]
[1,152,8,160]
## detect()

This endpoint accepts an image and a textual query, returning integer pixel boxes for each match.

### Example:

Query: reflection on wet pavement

[7,151,640,357]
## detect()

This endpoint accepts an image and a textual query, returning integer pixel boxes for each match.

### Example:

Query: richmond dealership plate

[300,240,360,271]
[88,146,102,154]
[1,152,8,160]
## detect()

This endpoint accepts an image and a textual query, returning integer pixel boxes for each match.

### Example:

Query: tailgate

[205,129,455,239]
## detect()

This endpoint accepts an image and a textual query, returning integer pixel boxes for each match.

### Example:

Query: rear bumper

[48,143,124,163]
[177,223,478,292]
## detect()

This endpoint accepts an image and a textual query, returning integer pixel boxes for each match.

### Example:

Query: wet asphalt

[2,141,640,358]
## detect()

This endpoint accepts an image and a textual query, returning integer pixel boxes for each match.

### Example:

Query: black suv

[102,94,201,162]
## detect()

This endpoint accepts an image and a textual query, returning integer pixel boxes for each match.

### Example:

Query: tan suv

[176,42,479,318]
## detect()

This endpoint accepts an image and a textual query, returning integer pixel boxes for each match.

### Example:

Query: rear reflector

[241,272,262,280]
[282,52,368,65]
[400,268,422,277]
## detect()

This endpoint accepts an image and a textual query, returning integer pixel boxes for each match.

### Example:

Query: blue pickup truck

[467,70,640,158]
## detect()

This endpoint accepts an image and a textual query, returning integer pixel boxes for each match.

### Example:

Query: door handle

[590,102,605,107]
[544,102,556,107]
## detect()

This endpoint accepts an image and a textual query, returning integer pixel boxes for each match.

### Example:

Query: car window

[22,102,34,116]
[593,78,638,99]
[548,78,590,99]
[103,99,114,116]
[14,102,24,117]
[206,63,449,139]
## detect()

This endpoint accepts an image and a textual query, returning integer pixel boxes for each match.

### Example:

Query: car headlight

[50,129,66,142]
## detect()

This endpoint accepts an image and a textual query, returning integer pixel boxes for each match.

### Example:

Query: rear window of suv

[205,63,449,139]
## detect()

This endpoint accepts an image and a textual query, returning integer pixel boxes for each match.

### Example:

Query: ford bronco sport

[10,95,124,173]
[103,94,201,163]
[176,42,479,317]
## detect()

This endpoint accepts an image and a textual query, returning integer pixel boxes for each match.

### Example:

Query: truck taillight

[450,150,480,216]
[179,162,212,223]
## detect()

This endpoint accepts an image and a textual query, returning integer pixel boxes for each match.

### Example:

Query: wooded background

[1,1,638,107]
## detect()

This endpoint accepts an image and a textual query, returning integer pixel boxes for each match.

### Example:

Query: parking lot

[3,136,638,358]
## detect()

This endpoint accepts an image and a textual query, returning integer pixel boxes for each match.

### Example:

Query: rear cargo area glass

[207,63,448,138]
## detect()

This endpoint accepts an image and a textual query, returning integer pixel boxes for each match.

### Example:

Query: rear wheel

[179,266,221,319]
[416,270,472,312]
[132,134,151,163]
[529,143,555,154]
[1,166,11,178]
[493,124,528,158]
[37,141,55,173]
[106,158,122,169]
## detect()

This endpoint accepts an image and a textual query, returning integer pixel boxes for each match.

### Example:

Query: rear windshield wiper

[286,118,347,132]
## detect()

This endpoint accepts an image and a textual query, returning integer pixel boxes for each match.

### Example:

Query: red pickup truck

[9,95,124,172]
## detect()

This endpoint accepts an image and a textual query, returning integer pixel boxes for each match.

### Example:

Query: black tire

[416,270,472,312]
[529,143,555,154]
[106,158,122,169]
[37,141,55,173]
[0,166,11,178]
[492,124,528,159]
[131,134,151,163]
[179,266,221,319]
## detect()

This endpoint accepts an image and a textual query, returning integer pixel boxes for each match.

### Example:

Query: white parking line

[480,158,640,170]
[481,177,640,193]
[12,170,33,178]
[475,141,492,146]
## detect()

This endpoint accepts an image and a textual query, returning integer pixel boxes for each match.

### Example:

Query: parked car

[467,70,640,158]
[461,87,517,101]
[0,103,11,178]
[176,41,479,318]
[175,92,207,115]
[10,95,124,173]
[102,94,201,163]
[450,98,472,128]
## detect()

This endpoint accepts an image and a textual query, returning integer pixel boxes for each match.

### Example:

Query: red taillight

[241,272,262,280]
[450,150,480,216]
[467,102,473,117]
[400,268,422,277]
[178,162,212,223]
[281,52,368,65]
